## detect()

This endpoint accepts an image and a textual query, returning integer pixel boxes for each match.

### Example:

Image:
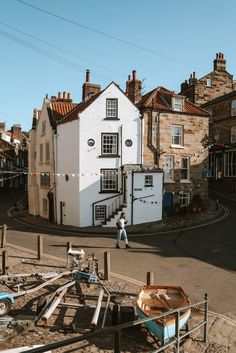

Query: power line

[0,19,126,79]
[16,0,207,73]
[0,27,112,82]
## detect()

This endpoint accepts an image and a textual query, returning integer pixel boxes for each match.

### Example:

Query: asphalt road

[0,190,236,320]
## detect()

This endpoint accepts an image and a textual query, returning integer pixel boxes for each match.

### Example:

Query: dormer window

[206,78,212,87]
[231,100,236,116]
[173,98,183,112]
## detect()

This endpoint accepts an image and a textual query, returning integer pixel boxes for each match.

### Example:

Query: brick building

[202,91,236,191]
[180,53,236,106]
[126,71,210,213]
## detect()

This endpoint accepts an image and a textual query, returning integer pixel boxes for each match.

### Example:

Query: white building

[56,80,163,227]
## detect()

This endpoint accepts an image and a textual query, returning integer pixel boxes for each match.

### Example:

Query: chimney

[180,80,189,92]
[0,122,5,132]
[214,52,226,71]
[82,69,101,101]
[11,124,22,141]
[126,69,142,104]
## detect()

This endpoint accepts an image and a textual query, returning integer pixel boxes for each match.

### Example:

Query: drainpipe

[53,132,58,224]
[120,124,123,193]
[140,114,143,164]
[131,171,134,225]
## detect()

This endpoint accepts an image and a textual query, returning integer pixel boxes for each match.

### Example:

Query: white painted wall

[56,83,142,227]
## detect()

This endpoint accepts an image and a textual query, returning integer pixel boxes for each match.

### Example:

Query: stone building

[126,71,210,213]
[180,53,236,106]
[202,91,236,191]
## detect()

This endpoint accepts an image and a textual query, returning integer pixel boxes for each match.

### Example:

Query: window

[145,175,153,187]
[95,205,106,220]
[224,151,236,177]
[45,142,50,162]
[42,198,48,213]
[179,192,190,207]
[173,98,183,112]
[164,156,174,181]
[101,169,118,192]
[106,99,118,119]
[42,120,46,135]
[152,123,158,133]
[206,78,212,87]
[180,158,190,180]
[40,144,43,163]
[40,172,50,187]
[231,126,236,143]
[101,133,118,155]
[172,125,183,146]
[231,100,236,116]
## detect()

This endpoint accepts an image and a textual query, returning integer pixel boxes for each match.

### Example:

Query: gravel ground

[0,248,235,353]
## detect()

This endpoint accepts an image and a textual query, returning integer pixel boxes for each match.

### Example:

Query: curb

[8,201,228,236]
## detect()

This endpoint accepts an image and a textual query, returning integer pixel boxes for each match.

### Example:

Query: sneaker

[116,244,120,249]
[126,244,131,249]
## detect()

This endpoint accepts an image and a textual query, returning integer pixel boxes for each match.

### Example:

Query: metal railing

[92,192,122,226]
[23,293,208,353]
[107,193,124,220]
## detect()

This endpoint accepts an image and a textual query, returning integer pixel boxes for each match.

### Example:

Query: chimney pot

[132,70,136,81]
[68,92,71,99]
[86,69,90,83]
[46,94,48,99]
[58,92,61,98]
[63,91,66,99]
[128,75,131,81]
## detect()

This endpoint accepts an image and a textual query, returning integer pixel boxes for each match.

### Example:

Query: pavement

[10,194,224,235]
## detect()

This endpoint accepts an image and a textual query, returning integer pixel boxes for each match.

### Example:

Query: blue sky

[0,0,236,131]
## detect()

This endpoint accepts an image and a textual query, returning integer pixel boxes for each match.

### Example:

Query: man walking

[116,212,130,249]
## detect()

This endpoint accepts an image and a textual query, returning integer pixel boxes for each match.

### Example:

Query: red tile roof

[138,86,210,116]
[58,90,104,125]
[51,102,77,121]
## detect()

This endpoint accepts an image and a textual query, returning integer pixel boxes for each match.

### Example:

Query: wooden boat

[136,285,191,343]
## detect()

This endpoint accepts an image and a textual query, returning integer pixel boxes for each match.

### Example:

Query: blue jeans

[116,228,128,245]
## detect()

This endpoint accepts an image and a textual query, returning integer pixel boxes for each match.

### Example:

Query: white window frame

[164,155,174,182]
[40,172,50,188]
[106,99,118,119]
[42,198,48,213]
[101,133,118,156]
[180,157,190,181]
[95,205,106,220]
[231,100,236,116]
[145,175,153,187]
[101,169,118,192]
[179,192,190,208]
[231,126,236,143]
[206,78,212,87]
[172,125,183,147]
[173,98,183,112]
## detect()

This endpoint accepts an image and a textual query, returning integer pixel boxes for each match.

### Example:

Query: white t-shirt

[118,218,126,229]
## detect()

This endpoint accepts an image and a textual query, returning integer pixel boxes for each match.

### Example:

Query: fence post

[114,328,121,353]
[66,241,72,268]
[37,235,43,260]
[146,271,154,285]
[1,224,7,248]
[2,250,9,275]
[104,251,110,281]
[175,310,180,353]
[203,293,208,343]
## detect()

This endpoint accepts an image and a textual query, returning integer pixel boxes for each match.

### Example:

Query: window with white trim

[206,78,212,87]
[101,169,118,192]
[40,172,50,187]
[39,143,43,163]
[179,192,190,207]
[45,142,50,162]
[106,99,118,119]
[42,198,48,213]
[224,151,236,177]
[172,125,183,146]
[231,126,236,143]
[231,100,236,116]
[180,158,190,180]
[101,133,118,155]
[145,175,153,187]
[164,156,174,181]
[173,98,183,112]
[95,205,106,220]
